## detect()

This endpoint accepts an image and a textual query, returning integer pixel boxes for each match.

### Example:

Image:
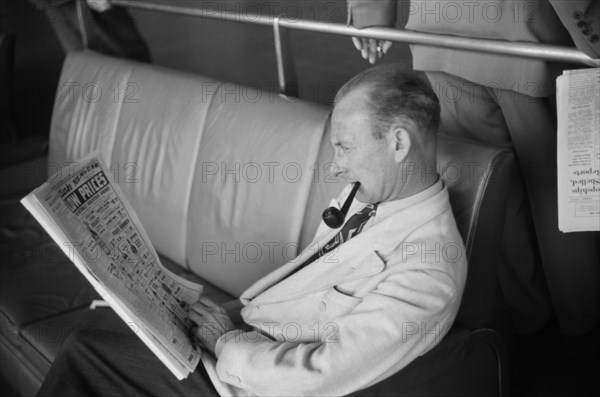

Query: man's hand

[188,297,235,357]
[351,38,393,64]
[86,0,112,12]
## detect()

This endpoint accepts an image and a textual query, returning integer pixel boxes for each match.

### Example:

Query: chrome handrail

[91,0,599,96]
[110,0,598,67]
[75,0,89,48]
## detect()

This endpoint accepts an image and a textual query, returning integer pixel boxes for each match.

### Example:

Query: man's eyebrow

[332,139,352,147]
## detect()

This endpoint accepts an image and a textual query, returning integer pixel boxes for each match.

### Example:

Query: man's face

[330,86,402,204]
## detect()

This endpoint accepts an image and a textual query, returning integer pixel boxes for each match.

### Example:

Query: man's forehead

[330,128,353,145]
[330,111,371,145]
[330,86,374,143]
[334,85,371,112]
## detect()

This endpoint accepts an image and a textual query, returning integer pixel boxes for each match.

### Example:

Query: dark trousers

[42,1,151,62]
[426,71,600,335]
[37,310,219,397]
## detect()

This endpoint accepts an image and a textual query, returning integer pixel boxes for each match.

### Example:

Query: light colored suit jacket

[348,0,600,97]
[201,182,467,396]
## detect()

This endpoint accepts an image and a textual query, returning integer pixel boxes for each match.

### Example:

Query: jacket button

[577,20,586,28]
[572,10,583,20]
[319,301,327,312]
[582,26,592,36]
[225,371,241,383]
[590,34,599,43]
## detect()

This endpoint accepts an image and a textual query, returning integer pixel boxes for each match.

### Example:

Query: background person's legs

[43,2,83,53]
[89,6,151,62]
[40,0,150,62]
[425,71,552,334]
[497,89,600,335]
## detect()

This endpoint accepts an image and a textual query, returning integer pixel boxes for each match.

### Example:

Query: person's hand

[188,297,235,357]
[351,38,393,64]
[86,0,112,12]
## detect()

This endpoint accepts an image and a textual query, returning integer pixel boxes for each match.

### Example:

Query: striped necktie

[299,203,379,270]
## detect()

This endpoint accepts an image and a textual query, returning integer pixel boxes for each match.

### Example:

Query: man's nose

[332,150,345,168]
[329,158,346,178]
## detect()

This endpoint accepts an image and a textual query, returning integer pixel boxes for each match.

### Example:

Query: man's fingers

[189,303,233,329]
[368,39,378,64]
[189,309,219,329]
[188,310,205,326]
[352,37,392,63]
[198,297,227,313]
[190,302,214,318]
[199,296,218,308]
[87,0,112,12]
[381,40,393,54]
[360,38,369,60]
[190,302,206,313]
[376,42,383,60]
[189,310,229,337]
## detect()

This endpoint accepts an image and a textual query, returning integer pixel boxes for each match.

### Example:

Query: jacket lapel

[241,186,451,305]
[248,244,386,305]
[240,217,342,303]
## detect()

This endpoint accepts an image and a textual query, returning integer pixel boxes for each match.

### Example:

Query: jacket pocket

[319,286,363,318]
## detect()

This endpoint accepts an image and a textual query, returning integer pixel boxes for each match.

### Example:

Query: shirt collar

[349,178,444,228]
[377,178,443,219]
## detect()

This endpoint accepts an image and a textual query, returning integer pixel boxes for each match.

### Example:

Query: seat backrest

[48,51,512,327]
[48,51,339,296]
[437,136,513,327]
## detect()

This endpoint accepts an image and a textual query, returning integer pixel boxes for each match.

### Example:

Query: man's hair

[334,65,440,148]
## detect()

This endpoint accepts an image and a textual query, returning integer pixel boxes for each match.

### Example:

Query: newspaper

[556,68,600,233]
[21,152,203,379]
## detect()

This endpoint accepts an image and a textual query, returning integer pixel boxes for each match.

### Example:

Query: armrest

[471,328,510,397]
[0,136,48,168]
[0,154,48,199]
[0,136,49,199]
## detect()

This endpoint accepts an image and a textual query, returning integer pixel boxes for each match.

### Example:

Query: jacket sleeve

[550,0,600,58]
[214,261,462,396]
[347,0,398,29]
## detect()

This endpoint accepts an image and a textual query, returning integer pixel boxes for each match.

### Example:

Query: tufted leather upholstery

[0,51,512,396]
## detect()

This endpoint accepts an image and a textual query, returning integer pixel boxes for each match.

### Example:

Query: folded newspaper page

[21,152,203,379]
[556,68,600,233]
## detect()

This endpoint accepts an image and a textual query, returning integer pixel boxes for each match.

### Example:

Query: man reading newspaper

[37,65,467,397]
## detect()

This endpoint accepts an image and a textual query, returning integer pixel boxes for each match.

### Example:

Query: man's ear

[391,127,411,163]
